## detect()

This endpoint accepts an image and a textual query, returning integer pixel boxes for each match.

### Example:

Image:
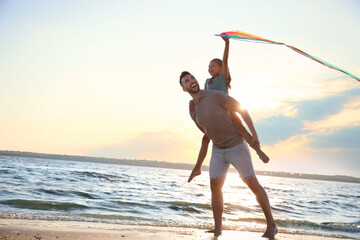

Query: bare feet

[206,229,222,237]
[188,168,201,182]
[261,225,278,239]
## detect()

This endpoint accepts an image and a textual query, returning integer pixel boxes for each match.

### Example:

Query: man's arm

[223,97,260,146]
[188,134,210,182]
[188,119,210,182]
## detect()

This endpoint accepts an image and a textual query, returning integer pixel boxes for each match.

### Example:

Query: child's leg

[230,112,252,144]
[230,112,270,163]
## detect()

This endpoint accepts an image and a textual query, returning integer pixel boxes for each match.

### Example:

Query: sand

[0,218,352,240]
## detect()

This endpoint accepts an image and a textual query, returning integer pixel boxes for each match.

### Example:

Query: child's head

[208,58,222,78]
[207,58,231,89]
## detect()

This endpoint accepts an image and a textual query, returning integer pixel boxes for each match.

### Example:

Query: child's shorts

[209,141,255,179]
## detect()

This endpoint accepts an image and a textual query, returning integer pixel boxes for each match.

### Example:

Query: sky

[0,0,359,177]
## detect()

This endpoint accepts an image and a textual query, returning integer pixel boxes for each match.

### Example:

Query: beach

[1,157,359,240]
[0,218,352,240]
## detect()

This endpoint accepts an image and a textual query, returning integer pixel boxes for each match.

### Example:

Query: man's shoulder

[202,90,230,106]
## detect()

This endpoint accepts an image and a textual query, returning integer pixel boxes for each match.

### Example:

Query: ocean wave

[72,170,128,182]
[159,201,211,213]
[223,203,255,213]
[221,217,359,234]
[320,221,360,233]
[38,189,99,199]
[271,205,299,214]
[0,199,88,211]
[111,200,156,208]
[276,218,360,233]
[0,169,12,174]
[335,194,359,199]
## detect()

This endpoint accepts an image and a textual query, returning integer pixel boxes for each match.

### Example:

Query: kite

[216,30,360,82]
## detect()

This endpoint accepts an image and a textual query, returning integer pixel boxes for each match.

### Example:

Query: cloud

[255,115,304,145]
[307,125,360,149]
[255,86,360,146]
[293,87,360,121]
[254,86,360,176]
[231,73,359,121]
[261,134,360,177]
[303,96,360,131]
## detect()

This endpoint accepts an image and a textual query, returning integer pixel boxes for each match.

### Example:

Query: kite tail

[217,30,360,82]
[285,45,360,82]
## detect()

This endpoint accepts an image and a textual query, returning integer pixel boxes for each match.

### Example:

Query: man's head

[179,71,200,94]
[179,71,190,87]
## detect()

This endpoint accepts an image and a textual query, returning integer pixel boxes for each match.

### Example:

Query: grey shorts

[209,141,255,179]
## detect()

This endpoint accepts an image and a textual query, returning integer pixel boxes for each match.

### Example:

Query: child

[188,37,269,183]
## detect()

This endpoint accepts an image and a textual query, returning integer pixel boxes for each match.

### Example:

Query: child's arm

[222,37,230,80]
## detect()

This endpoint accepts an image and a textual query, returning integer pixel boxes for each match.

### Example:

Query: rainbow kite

[216,31,360,82]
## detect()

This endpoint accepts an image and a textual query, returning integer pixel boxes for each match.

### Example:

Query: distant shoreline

[1,150,359,184]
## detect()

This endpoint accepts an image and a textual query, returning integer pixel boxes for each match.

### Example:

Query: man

[180,71,277,239]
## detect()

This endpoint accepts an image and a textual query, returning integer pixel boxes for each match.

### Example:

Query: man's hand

[188,167,201,182]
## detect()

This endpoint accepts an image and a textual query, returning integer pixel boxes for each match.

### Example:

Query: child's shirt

[205,73,229,94]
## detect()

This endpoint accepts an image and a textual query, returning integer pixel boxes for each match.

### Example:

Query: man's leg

[242,175,278,238]
[209,177,226,235]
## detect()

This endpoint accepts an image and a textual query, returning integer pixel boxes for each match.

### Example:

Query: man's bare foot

[206,229,222,237]
[256,149,270,163]
[188,168,201,182]
[261,225,278,239]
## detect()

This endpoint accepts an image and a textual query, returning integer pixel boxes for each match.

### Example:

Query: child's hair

[179,71,191,87]
[208,58,231,89]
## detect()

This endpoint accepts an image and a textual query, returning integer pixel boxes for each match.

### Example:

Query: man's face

[181,74,200,94]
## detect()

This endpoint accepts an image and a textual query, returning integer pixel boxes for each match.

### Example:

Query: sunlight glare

[223,172,258,207]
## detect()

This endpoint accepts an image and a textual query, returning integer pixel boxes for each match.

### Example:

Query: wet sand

[0,218,351,240]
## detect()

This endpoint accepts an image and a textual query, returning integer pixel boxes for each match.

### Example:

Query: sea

[0,156,359,239]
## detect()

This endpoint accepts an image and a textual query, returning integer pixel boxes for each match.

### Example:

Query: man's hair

[179,71,191,87]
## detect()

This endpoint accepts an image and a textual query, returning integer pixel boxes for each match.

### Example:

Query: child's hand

[222,36,229,43]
